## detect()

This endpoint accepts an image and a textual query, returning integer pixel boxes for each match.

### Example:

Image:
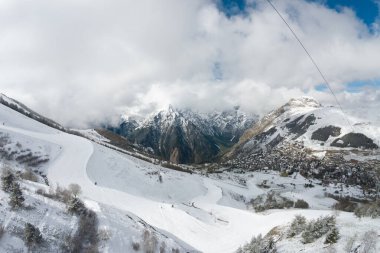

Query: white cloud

[0,0,380,127]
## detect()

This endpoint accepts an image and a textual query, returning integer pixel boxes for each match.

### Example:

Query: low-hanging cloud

[0,0,380,128]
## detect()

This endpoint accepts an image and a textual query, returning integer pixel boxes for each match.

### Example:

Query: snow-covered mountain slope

[109,105,257,164]
[228,97,379,157]
[1,96,379,253]
[0,93,65,131]
[0,103,192,252]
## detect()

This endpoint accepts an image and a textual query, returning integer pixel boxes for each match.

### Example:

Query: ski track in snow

[0,119,345,253]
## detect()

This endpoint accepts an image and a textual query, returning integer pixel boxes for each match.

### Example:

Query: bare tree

[68,183,82,197]
[361,230,377,253]
[344,234,357,253]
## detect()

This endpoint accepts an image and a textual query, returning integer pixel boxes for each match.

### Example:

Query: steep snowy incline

[0,104,58,134]
[1,104,371,253]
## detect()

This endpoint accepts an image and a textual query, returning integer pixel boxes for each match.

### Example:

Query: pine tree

[287,215,306,238]
[24,223,43,247]
[8,182,24,209]
[263,237,277,253]
[238,234,277,253]
[302,216,336,244]
[325,227,340,244]
[1,168,15,192]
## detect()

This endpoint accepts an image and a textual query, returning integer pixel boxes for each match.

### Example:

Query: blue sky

[219,0,380,26]
[218,0,246,17]
[345,79,380,92]
[315,79,380,92]
[321,0,379,26]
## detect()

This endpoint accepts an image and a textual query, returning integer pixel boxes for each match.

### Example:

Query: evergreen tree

[24,223,42,247]
[238,234,277,253]
[1,168,15,192]
[325,227,340,244]
[302,216,336,244]
[287,215,306,238]
[8,182,24,209]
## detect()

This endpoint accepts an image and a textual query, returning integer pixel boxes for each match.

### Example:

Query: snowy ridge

[284,96,321,109]
[232,97,380,156]
[0,94,64,131]
[135,105,257,138]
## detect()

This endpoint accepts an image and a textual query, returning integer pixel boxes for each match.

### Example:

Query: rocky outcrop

[331,133,378,149]
[285,114,316,139]
[311,126,341,142]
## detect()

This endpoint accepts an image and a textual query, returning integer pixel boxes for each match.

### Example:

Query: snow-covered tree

[143,229,158,253]
[287,215,307,238]
[236,234,277,253]
[67,197,85,215]
[354,201,380,218]
[0,224,5,239]
[1,168,15,192]
[294,199,309,209]
[24,223,42,247]
[361,230,377,253]
[8,182,24,209]
[325,227,340,244]
[301,216,336,244]
[68,183,82,197]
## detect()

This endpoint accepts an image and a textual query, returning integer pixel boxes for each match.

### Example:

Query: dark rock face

[331,133,378,149]
[254,127,277,143]
[116,120,139,138]
[285,114,316,139]
[235,113,318,156]
[244,127,284,152]
[267,134,284,149]
[311,126,341,142]
[132,118,219,164]
[111,107,256,164]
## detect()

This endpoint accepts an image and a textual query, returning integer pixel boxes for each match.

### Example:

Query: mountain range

[105,97,379,168]
[108,105,258,164]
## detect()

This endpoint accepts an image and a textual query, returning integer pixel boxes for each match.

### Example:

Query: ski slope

[0,103,376,253]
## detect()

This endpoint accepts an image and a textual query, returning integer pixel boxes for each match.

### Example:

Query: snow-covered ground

[1,103,379,253]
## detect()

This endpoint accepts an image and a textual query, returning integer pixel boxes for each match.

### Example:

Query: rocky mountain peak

[158,105,179,120]
[285,96,321,109]
[167,104,176,113]
[111,105,258,163]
